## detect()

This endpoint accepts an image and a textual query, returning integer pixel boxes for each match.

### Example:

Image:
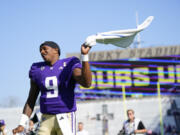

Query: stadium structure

[67,44,180,135]
[67,44,180,99]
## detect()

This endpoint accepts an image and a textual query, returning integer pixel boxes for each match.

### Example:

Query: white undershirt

[77,130,89,135]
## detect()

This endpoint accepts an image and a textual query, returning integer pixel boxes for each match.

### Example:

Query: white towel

[85,16,154,48]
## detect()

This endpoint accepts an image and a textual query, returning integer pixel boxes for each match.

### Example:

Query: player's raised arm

[73,44,92,88]
[12,80,39,135]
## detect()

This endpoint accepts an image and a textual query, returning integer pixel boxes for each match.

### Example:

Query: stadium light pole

[122,85,127,120]
[157,82,164,135]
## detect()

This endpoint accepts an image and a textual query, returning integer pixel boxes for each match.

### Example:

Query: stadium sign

[67,45,180,97]
[80,61,180,94]
[67,45,180,61]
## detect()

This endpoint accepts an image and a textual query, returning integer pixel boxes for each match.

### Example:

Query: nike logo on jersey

[40,66,45,71]
[59,62,66,70]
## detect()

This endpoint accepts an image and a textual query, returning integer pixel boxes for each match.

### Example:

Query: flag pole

[136,11,141,48]
[157,82,164,135]
[122,84,127,120]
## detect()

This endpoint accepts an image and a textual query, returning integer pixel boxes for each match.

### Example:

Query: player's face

[40,45,58,62]
[0,125,5,131]
[127,111,134,121]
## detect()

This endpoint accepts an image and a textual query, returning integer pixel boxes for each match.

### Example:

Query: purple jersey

[29,56,82,114]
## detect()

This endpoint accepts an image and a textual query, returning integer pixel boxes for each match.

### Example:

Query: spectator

[171,126,177,135]
[77,122,89,135]
[0,120,7,135]
[120,109,147,135]
[26,108,42,135]
[166,124,172,134]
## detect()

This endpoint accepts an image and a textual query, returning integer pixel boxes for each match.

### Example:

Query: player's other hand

[12,125,24,135]
[81,44,91,55]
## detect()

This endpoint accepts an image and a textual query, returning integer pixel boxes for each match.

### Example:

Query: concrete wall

[76,96,179,135]
[0,96,179,135]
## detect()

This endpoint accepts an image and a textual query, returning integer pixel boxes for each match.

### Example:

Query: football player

[12,41,92,135]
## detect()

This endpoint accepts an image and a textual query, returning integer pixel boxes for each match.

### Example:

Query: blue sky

[0,0,180,106]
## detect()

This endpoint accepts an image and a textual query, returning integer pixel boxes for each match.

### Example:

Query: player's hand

[12,125,24,135]
[81,44,91,55]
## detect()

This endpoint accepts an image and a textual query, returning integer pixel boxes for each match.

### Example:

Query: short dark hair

[127,109,134,114]
[78,122,83,125]
[40,41,61,56]
[0,120,5,127]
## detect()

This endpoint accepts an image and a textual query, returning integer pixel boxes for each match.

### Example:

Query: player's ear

[54,48,59,55]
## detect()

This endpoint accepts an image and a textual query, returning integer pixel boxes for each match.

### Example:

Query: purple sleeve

[29,63,37,82]
[71,57,82,71]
